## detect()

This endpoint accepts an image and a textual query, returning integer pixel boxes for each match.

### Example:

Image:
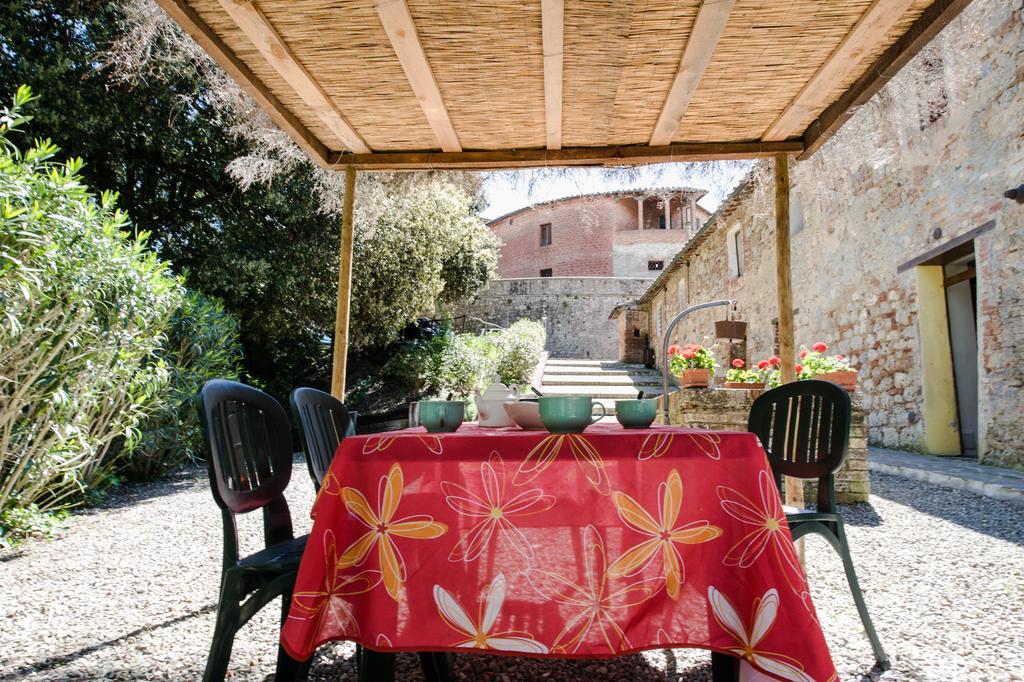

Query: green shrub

[127,291,243,479]
[0,87,182,516]
[495,319,546,387]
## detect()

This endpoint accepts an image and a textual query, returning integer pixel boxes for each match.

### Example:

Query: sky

[479,161,753,221]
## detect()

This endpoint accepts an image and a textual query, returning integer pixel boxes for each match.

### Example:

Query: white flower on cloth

[708,586,816,682]
[434,573,548,653]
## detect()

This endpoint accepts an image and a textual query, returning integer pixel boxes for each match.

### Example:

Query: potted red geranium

[668,343,716,388]
[798,342,857,390]
[724,359,765,389]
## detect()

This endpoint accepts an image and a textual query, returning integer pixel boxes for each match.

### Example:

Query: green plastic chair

[199,379,309,681]
[748,379,889,671]
[289,386,452,682]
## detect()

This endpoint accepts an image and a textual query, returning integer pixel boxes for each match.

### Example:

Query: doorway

[943,249,978,457]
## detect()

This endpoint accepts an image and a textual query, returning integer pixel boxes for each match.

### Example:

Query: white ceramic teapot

[474,377,519,427]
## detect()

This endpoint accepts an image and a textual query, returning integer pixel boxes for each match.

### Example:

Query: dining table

[280,421,838,682]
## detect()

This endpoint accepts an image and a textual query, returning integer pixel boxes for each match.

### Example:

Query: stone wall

[656,388,869,504]
[643,0,1024,468]
[455,277,651,359]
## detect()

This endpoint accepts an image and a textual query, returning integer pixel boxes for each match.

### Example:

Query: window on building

[539,268,553,277]
[658,214,666,230]
[727,226,743,278]
[648,260,664,271]
[540,223,552,246]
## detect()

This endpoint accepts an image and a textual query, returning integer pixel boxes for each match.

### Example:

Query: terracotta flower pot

[724,381,765,390]
[814,370,857,391]
[677,368,711,389]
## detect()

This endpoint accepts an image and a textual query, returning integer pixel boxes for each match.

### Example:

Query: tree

[1,0,500,397]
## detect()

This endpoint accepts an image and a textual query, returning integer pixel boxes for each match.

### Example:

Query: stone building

[487,188,711,279]
[624,0,1023,469]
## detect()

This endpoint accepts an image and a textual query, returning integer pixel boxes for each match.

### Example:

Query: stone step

[541,373,664,386]
[538,384,665,399]
[544,359,646,370]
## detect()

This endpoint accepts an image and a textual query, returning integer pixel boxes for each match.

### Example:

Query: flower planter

[677,368,711,389]
[724,381,765,390]
[814,370,857,391]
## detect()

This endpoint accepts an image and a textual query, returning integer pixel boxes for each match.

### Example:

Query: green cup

[539,396,607,434]
[615,399,657,429]
[418,400,464,433]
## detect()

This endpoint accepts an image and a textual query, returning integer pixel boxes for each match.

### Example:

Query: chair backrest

[747,380,851,513]
[199,380,295,564]
[289,387,351,490]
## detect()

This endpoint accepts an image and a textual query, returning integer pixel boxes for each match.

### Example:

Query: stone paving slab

[869,447,1024,506]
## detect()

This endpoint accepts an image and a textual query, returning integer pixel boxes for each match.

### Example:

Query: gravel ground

[1,463,1022,681]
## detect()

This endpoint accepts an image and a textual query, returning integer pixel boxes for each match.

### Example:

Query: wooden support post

[331,166,357,399]
[774,153,803,510]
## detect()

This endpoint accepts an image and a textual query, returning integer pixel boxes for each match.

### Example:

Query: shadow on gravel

[869,471,1024,546]
[838,501,884,527]
[0,603,216,681]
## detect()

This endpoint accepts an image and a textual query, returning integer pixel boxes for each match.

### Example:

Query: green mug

[539,396,607,434]
[418,400,464,433]
[615,399,657,429]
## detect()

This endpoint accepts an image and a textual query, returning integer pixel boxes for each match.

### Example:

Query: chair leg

[419,652,453,682]
[710,652,740,681]
[275,594,311,681]
[359,648,396,682]
[836,523,890,671]
[203,575,242,682]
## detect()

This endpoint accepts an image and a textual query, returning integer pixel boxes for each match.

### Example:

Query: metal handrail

[660,299,737,423]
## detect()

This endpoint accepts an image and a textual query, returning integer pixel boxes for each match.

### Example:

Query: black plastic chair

[289,387,352,490]
[289,387,451,682]
[748,380,889,670]
[199,379,308,681]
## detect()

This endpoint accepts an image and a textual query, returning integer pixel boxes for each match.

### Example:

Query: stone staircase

[539,358,665,415]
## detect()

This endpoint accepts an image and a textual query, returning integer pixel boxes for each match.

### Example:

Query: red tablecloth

[280,423,837,682]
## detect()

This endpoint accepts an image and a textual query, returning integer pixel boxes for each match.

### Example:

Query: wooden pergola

[157,0,971,408]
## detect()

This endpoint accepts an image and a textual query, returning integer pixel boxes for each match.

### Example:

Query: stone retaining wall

[452,277,651,358]
[656,387,869,503]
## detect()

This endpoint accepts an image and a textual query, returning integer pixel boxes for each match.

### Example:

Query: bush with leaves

[494,319,546,387]
[128,290,243,479]
[0,87,182,518]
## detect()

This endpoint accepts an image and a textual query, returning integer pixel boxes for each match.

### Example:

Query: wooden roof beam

[216,0,370,154]
[799,0,973,159]
[542,0,564,150]
[764,0,918,142]
[155,0,331,166]
[648,0,736,147]
[329,140,803,170]
[375,0,461,152]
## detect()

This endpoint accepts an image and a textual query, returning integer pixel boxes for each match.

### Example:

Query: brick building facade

[487,189,711,279]
[632,0,1023,469]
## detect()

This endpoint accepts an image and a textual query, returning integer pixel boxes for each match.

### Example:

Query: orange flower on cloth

[288,530,381,637]
[433,573,548,653]
[708,586,818,682]
[514,434,609,495]
[526,525,663,653]
[442,452,555,562]
[338,463,447,600]
[716,470,807,601]
[609,469,722,599]
[361,433,443,455]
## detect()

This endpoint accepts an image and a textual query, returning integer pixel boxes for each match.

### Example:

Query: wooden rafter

[329,140,803,170]
[374,0,461,152]
[800,0,973,159]
[215,0,370,154]
[541,0,564,150]
[648,0,736,147]
[764,0,918,142]
[155,0,330,165]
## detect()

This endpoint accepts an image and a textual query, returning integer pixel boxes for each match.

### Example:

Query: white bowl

[503,400,545,430]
